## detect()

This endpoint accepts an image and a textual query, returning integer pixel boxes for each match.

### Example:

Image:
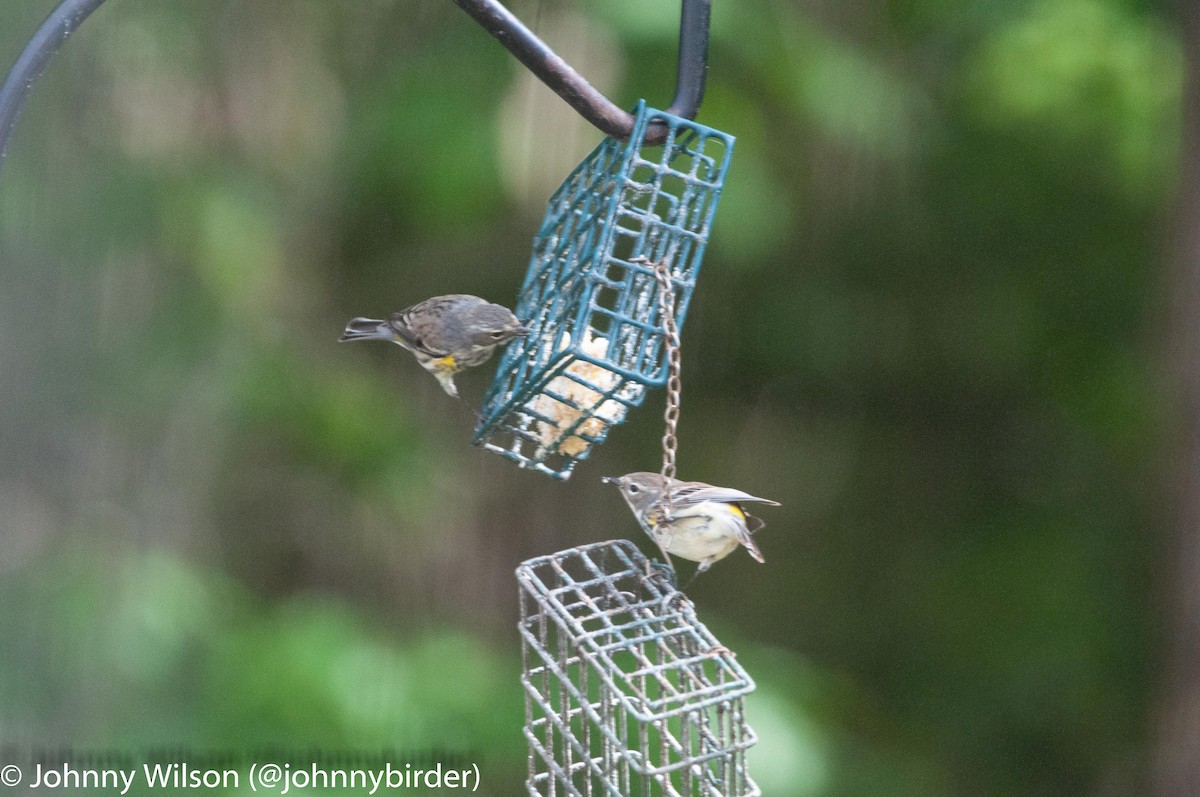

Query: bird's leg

[649,541,682,601]
[679,559,712,591]
[460,400,484,424]
[635,517,669,577]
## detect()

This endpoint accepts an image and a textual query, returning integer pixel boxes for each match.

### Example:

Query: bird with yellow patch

[603,472,780,576]
[340,294,528,398]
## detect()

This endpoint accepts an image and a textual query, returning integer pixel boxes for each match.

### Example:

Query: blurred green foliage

[0,0,1181,794]
[0,545,526,793]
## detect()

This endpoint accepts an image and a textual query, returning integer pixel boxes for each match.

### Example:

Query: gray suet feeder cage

[518,540,759,796]
[473,102,735,479]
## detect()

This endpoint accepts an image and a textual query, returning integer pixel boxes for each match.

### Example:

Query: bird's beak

[515,325,531,337]
[601,476,616,485]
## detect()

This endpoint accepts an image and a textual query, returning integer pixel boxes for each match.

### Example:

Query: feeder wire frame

[474,103,735,480]
[518,540,759,797]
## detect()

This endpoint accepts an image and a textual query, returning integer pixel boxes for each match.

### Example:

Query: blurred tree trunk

[1156,4,1200,796]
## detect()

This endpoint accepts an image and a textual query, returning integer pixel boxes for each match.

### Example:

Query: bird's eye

[627,484,639,494]
[490,331,506,339]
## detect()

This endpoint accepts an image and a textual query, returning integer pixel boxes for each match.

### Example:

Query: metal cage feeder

[519,540,759,797]
[473,103,735,479]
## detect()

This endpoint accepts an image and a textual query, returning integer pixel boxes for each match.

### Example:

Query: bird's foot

[644,558,677,587]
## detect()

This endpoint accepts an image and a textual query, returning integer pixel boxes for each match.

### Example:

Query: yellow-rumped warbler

[340,294,528,398]
[603,472,780,575]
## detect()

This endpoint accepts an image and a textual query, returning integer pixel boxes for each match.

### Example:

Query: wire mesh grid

[474,103,735,479]
[518,540,759,797]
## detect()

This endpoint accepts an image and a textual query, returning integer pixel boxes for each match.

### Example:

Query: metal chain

[653,259,682,515]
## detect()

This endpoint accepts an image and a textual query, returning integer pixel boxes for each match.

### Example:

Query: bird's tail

[339,317,393,342]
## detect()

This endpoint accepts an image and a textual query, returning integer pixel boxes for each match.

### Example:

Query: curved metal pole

[1,0,708,177]
[664,0,709,121]
[454,0,710,144]
[0,0,109,175]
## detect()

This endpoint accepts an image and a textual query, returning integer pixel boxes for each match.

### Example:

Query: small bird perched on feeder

[603,472,780,577]
[340,294,528,398]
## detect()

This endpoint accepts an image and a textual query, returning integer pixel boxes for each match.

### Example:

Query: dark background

[0,1,1191,794]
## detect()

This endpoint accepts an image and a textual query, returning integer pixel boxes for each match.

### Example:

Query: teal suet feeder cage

[473,102,734,479]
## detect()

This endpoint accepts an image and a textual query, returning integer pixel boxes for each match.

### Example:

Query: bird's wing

[389,320,434,353]
[670,482,781,508]
[395,295,486,357]
[390,309,446,357]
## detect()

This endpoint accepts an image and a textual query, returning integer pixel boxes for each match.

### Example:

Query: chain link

[629,255,683,521]
[652,258,682,515]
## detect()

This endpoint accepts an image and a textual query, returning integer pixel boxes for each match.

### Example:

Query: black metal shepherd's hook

[453,0,710,145]
[0,0,107,174]
[0,0,709,176]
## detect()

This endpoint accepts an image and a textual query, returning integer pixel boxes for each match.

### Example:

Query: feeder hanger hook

[453,0,710,146]
[0,0,107,175]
